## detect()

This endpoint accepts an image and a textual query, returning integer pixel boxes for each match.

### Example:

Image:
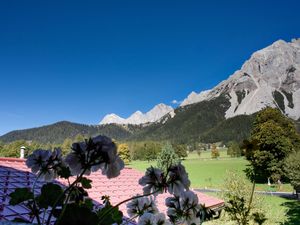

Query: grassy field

[204,192,300,225]
[129,150,293,192]
[128,150,300,224]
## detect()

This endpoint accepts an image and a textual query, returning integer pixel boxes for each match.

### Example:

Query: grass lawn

[204,192,300,225]
[129,151,293,192]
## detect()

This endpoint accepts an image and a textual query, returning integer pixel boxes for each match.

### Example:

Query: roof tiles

[0,157,224,223]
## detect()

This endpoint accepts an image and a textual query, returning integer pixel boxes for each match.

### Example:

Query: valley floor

[128,150,300,224]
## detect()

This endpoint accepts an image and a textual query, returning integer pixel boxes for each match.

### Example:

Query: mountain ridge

[100,103,173,125]
[180,38,300,120]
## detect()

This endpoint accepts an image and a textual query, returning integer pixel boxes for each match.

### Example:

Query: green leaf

[82,198,94,210]
[37,183,64,208]
[97,204,123,225]
[80,177,92,189]
[56,203,99,225]
[57,166,71,179]
[9,188,34,205]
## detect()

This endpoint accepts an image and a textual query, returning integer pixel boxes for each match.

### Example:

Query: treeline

[0,137,191,162]
[0,134,88,158]
[126,141,188,161]
[0,134,244,161]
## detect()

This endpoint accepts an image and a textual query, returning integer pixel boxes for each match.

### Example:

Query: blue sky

[0,0,300,135]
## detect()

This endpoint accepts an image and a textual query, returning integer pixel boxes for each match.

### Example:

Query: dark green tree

[157,143,179,173]
[284,150,300,199]
[244,107,300,182]
[144,142,161,162]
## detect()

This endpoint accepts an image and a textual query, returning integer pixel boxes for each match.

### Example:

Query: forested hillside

[0,121,141,144]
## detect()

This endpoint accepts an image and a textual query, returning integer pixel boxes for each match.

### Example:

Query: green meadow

[128,150,300,224]
[129,150,293,191]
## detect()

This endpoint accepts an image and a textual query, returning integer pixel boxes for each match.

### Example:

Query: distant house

[0,157,224,223]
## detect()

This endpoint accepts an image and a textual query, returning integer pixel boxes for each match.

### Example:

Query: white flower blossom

[65,152,84,176]
[155,213,171,225]
[127,196,158,217]
[101,155,124,179]
[138,213,170,225]
[139,167,164,195]
[64,135,124,178]
[26,148,63,181]
[167,164,190,196]
[166,190,202,225]
[26,149,51,173]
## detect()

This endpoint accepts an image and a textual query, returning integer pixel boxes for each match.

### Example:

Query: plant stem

[32,174,42,225]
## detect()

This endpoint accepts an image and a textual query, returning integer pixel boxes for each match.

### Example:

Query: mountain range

[100,103,174,125]
[100,38,300,124]
[1,38,300,144]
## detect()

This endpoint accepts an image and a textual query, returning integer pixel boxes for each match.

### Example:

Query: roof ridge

[0,157,26,162]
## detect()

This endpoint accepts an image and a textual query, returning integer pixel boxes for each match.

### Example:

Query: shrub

[211,144,220,159]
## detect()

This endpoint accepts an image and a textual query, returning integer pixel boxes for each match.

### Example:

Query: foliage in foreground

[221,172,267,225]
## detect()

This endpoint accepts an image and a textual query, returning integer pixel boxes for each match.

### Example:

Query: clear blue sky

[0,0,300,135]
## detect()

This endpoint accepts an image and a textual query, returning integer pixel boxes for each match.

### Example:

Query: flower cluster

[127,196,158,217]
[138,212,170,225]
[26,148,64,181]
[26,135,125,181]
[139,163,190,196]
[166,191,203,225]
[65,135,124,178]
[139,167,165,195]
[130,163,204,225]
[167,164,190,196]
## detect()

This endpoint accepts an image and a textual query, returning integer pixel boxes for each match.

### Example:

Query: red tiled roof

[0,157,224,222]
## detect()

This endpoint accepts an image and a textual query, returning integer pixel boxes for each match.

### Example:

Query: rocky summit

[100,103,173,125]
[181,38,300,120]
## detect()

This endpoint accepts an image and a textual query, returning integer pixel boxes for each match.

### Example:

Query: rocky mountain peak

[99,104,173,125]
[180,38,300,120]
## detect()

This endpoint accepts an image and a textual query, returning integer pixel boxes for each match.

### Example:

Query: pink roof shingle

[0,157,224,222]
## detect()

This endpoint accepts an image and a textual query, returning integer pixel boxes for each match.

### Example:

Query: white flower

[180,190,199,207]
[65,152,84,176]
[127,196,158,217]
[138,213,156,225]
[101,156,124,179]
[26,149,51,173]
[39,169,55,182]
[139,167,164,195]
[65,135,124,178]
[166,191,202,225]
[26,149,63,181]
[138,213,170,225]
[155,213,171,225]
[167,164,190,196]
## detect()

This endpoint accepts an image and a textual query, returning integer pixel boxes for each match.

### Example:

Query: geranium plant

[9,135,208,225]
